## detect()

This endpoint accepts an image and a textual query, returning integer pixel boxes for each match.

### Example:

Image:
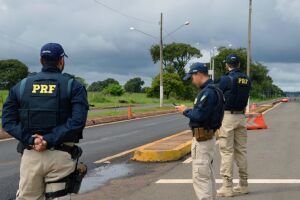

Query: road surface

[0,113,188,200]
[124,101,300,200]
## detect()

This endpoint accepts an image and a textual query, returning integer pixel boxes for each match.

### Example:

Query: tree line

[0,43,284,100]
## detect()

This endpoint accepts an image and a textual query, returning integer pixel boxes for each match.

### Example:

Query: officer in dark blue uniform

[2,43,89,200]
[176,63,224,200]
[217,54,251,197]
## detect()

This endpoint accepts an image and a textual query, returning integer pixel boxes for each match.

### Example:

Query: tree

[150,42,202,78]
[103,83,124,96]
[124,77,145,93]
[146,73,184,99]
[0,59,28,90]
[74,76,88,88]
[214,47,284,99]
[88,78,119,92]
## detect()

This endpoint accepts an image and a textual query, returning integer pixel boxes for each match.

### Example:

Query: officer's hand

[32,134,47,152]
[175,105,187,113]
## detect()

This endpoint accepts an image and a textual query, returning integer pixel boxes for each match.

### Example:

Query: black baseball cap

[40,43,68,61]
[223,54,240,64]
[183,62,208,81]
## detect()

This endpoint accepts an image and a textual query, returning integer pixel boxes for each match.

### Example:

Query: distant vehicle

[281,98,289,103]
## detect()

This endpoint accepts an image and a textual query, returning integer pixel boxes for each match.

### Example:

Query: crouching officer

[2,43,89,200]
[217,54,251,197]
[176,63,224,200]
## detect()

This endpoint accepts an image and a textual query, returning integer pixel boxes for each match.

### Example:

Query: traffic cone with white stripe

[246,113,268,130]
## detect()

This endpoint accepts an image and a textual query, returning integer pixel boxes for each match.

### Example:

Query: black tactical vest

[18,72,73,134]
[225,70,251,111]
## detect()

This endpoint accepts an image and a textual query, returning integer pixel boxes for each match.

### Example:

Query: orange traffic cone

[128,105,133,119]
[246,113,268,130]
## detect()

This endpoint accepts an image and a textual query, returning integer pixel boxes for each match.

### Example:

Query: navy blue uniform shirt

[2,66,89,148]
[183,79,223,130]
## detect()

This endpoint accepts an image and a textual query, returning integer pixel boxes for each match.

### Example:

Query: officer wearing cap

[216,54,251,197]
[176,62,224,200]
[2,43,89,199]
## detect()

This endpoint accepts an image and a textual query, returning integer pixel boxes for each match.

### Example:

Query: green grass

[88,92,192,108]
[0,90,8,109]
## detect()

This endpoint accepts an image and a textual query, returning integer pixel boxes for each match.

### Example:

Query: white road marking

[94,147,137,164]
[182,157,192,164]
[156,179,300,184]
[0,138,14,143]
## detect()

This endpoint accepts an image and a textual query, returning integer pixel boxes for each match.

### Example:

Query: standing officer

[2,43,89,200]
[176,63,224,200]
[217,54,251,197]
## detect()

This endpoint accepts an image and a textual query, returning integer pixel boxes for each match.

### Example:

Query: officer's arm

[43,81,89,148]
[218,76,231,92]
[183,91,214,122]
[2,85,34,146]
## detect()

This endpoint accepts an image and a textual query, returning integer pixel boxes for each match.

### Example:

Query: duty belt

[192,128,215,142]
[225,110,245,114]
[52,143,82,159]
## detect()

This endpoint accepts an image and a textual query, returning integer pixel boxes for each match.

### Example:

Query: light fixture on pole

[130,15,190,107]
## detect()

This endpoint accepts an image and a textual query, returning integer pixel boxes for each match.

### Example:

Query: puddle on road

[79,163,132,194]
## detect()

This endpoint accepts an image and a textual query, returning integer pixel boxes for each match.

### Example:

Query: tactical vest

[225,70,251,111]
[190,84,225,130]
[18,72,73,134]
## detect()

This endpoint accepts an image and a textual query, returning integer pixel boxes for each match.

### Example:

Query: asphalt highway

[0,113,188,200]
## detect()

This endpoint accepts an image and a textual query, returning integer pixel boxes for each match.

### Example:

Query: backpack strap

[19,78,27,102]
[67,78,74,99]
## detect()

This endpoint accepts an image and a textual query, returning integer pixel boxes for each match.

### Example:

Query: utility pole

[159,12,163,107]
[246,0,252,112]
[247,0,252,77]
[130,13,189,107]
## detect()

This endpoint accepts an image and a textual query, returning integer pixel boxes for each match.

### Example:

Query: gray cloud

[0,0,300,91]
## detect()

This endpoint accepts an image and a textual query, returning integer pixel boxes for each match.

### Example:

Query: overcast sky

[0,0,299,91]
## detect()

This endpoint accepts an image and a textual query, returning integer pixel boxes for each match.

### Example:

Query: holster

[45,146,87,199]
[192,128,215,142]
[17,142,32,155]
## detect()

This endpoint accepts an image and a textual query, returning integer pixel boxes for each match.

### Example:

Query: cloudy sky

[0,0,299,91]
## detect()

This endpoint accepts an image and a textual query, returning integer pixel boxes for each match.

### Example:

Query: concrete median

[132,130,192,162]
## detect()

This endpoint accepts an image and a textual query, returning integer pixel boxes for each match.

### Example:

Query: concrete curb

[132,130,192,162]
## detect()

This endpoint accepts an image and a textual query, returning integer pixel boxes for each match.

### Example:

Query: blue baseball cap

[183,62,208,81]
[223,54,240,64]
[40,43,68,60]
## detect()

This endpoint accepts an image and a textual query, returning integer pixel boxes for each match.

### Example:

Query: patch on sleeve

[200,94,207,102]
[194,98,198,104]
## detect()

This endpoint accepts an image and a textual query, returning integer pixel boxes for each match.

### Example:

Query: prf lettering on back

[238,78,248,85]
[32,84,56,94]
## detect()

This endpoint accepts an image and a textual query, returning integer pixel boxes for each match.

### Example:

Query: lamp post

[246,0,253,112]
[130,14,190,107]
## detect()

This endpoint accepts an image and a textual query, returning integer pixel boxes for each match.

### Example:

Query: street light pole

[212,47,217,81]
[159,12,164,107]
[130,14,189,108]
[247,0,252,77]
[246,0,252,112]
